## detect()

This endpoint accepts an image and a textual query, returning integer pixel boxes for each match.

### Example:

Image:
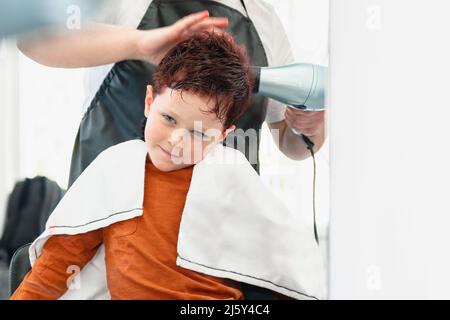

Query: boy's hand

[136,10,229,65]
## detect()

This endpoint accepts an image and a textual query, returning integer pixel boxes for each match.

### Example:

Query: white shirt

[82,0,295,123]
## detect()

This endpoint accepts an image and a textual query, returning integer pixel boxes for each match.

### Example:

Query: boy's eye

[162,114,176,124]
[192,130,206,139]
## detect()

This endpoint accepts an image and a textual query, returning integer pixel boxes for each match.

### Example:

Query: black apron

[69,0,276,299]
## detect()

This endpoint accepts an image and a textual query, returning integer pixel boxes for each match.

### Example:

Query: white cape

[29,140,325,300]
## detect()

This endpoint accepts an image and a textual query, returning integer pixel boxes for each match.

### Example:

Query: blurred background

[0,0,329,299]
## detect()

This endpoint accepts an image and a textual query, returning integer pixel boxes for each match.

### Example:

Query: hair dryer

[252,63,327,111]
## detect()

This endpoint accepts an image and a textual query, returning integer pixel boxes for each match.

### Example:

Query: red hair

[152,31,255,129]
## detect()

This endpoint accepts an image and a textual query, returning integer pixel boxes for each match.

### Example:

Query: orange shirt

[11,156,243,300]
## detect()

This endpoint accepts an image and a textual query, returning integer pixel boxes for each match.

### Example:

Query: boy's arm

[10,230,103,300]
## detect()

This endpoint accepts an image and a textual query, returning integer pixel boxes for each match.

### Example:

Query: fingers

[285,108,325,136]
[186,19,228,36]
[192,17,229,31]
[286,109,324,123]
[286,108,324,118]
[183,18,229,36]
[203,17,229,26]
[175,11,229,36]
[177,10,210,31]
[285,116,314,136]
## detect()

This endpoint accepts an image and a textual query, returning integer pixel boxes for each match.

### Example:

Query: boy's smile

[144,85,235,172]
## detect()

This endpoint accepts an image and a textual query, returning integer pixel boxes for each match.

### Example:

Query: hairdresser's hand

[136,10,229,65]
[284,108,325,137]
[16,11,227,68]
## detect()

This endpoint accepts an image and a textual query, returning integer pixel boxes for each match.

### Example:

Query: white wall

[264,0,329,65]
[18,52,84,190]
[0,39,21,233]
[0,41,84,236]
[329,0,450,299]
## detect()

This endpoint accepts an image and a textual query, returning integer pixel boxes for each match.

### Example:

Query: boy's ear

[144,85,153,117]
[222,125,236,140]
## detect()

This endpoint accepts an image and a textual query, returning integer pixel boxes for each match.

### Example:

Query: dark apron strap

[239,0,249,18]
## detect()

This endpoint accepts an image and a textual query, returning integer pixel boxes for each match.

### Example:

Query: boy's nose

[167,128,188,146]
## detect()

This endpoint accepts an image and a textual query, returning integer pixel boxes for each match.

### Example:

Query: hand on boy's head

[137,10,229,65]
[174,10,229,40]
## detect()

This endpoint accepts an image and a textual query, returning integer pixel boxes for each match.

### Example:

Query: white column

[329,0,450,299]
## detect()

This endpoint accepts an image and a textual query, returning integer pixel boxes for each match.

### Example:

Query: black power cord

[300,134,319,246]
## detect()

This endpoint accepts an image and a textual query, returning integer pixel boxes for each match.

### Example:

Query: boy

[12,31,323,300]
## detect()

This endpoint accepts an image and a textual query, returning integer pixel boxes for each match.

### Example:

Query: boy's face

[144,85,236,172]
